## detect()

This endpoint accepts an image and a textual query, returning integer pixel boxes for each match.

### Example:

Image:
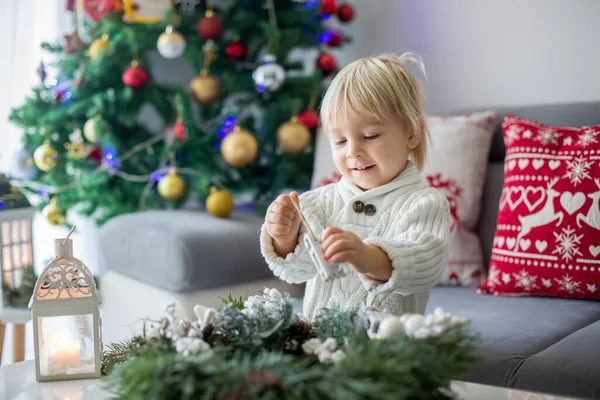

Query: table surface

[1,360,578,400]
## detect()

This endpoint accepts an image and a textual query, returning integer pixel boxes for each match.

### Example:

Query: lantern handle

[61,225,76,246]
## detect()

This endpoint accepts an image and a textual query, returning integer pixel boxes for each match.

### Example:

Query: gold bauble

[206,187,235,218]
[277,118,311,154]
[189,73,221,106]
[33,141,59,172]
[42,200,66,226]
[158,169,187,201]
[220,126,258,167]
[89,34,110,59]
[83,116,109,143]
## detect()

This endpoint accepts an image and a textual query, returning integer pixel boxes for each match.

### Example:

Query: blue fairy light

[38,187,48,197]
[322,13,330,20]
[319,32,332,43]
[223,116,236,128]
[218,130,228,139]
[152,172,164,182]
[256,84,265,92]
[0,202,4,208]
[214,142,221,149]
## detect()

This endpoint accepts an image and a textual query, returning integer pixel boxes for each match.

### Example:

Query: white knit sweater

[260,162,451,321]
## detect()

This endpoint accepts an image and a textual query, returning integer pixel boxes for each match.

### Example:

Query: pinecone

[202,323,214,340]
[289,318,312,335]
[246,367,279,387]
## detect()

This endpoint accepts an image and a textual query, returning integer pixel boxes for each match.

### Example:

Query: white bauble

[403,314,426,336]
[157,29,186,59]
[377,316,404,339]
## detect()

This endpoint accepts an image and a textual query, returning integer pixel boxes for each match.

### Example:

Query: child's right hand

[266,191,301,256]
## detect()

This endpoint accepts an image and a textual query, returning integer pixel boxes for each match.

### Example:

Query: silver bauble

[253,54,286,92]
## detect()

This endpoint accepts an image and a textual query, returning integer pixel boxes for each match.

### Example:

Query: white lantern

[29,234,102,382]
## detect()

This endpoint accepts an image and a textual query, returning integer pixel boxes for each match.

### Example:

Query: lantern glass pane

[2,222,9,245]
[37,314,96,377]
[21,219,31,241]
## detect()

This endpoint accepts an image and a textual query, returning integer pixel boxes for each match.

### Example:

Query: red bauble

[298,110,319,130]
[225,41,247,60]
[89,147,103,163]
[122,65,149,89]
[197,15,223,40]
[321,0,338,15]
[174,120,186,140]
[55,92,63,102]
[337,3,355,23]
[327,31,342,47]
[317,53,337,76]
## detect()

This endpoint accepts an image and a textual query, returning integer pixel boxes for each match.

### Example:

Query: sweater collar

[337,161,423,203]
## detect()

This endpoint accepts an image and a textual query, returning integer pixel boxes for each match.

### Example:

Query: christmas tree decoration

[197,11,223,40]
[36,62,47,82]
[122,61,150,89]
[65,141,89,159]
[9,0,357,225]
[277,117,311,154]
[174,0,205,14]
[220,126,258,167]
[337,2,355,23]
[33,141,59,172]
[89,34,110,59]
[64,31,86,54]
[10,147,40,180]
[158,169,187,201]
[205,187,235,218]
[83,0,116,21]
[253,54,285,92]
[317,52,337,76]
[89,147,103,163]
[157,25,187,59]
[174,120,186,140]
[84,116,110,144]
[42,199,66,226]
[327,31,342,47]
[189,72,221,106]
[225,40,247,60]
[123,0,172,23]
[31,228,103,381]
[320,0,338,15]
[297,109,319,130]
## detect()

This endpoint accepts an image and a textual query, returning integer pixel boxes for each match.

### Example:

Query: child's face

[327,115,418,190]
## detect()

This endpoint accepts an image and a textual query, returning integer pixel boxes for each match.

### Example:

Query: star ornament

[64,31,86,54]
[65,141,89,159]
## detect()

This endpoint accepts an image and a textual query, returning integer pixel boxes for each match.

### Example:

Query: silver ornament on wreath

[9,147,40,180]
[253,54,286,92]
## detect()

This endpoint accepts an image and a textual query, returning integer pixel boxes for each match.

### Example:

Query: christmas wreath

[102,289,478,399]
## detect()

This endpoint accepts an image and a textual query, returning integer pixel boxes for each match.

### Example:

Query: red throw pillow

[478,115,600,299]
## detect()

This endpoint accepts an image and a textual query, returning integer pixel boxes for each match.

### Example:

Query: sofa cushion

[426,287,600,389]
[422,111,498,287]
[478,115,600,300]
[510,320,600,399]
[99,210,273,292]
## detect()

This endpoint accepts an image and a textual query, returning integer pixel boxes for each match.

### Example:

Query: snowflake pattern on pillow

[478,116,600,299]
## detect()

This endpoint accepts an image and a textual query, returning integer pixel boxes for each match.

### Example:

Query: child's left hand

[321,227,394,282]
[321,227,368,272]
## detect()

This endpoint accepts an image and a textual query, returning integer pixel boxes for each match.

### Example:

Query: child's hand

[321,227,393,282]
[321,227,367,268]
[266,191,301,257]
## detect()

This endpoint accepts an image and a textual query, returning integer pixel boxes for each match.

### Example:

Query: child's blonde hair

[319,53,429,170]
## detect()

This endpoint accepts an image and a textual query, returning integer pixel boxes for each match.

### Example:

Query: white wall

[330,0,600,114]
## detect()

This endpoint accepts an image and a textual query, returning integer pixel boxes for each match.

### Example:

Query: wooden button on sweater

[364,204,376,216]
[353,201,365,213]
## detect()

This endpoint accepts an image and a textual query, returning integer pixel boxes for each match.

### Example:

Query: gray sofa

[425,101,600,399]
[99,101,600,399]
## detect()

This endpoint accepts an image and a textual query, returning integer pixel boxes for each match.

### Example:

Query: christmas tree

[8,0,355,225]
